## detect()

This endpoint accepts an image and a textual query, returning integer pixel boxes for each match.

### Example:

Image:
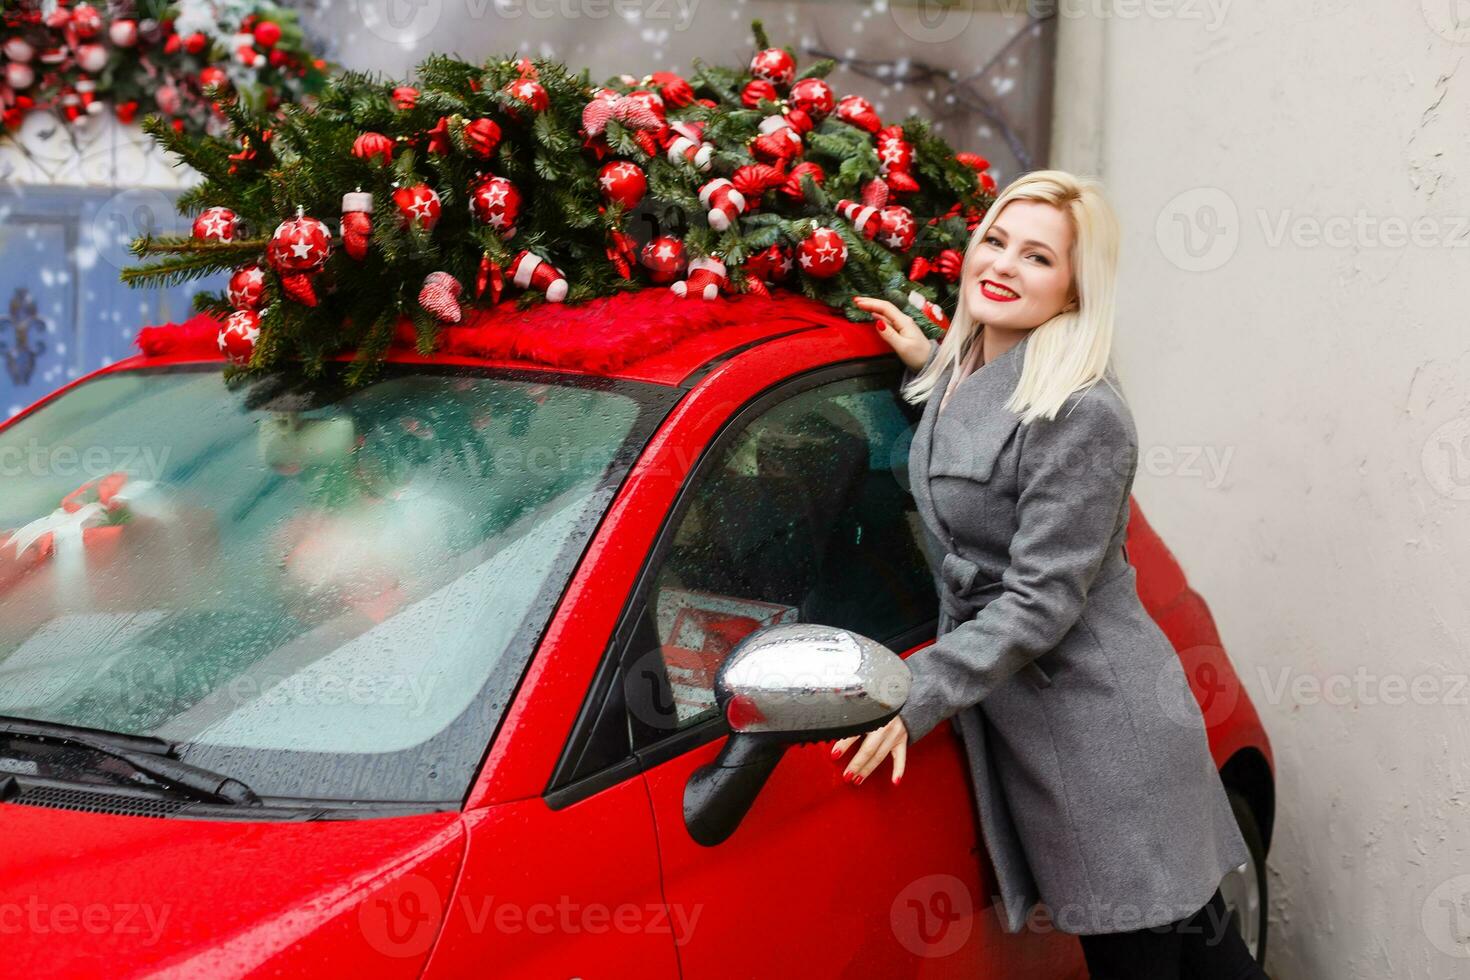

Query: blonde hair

[901,169,1121,424]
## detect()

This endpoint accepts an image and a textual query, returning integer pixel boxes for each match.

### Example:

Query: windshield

[0,364,676,805]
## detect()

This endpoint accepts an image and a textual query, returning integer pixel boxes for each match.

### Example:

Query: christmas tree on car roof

[124,20,996,385]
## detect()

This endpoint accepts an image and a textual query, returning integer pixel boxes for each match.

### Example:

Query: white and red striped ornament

[664,120,713,171]
[419,272,464,324]
[469,174,521,239]
[908,291,951,331]
[218,310,262,365]
[751,113,805,165]
[192,207,237,243]
[510,251,568,303]
[670,256,727,301]
[835,199,918,252]
[699,178,747,232]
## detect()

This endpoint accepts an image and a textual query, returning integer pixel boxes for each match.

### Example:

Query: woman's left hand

[830,716,908,786]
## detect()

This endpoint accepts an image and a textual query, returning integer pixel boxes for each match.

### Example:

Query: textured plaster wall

[1052,2,1470,977]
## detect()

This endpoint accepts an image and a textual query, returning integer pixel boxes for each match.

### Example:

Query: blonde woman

[836,171,1267,979]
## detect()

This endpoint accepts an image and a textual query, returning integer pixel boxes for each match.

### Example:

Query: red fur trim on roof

[131,288,840,371]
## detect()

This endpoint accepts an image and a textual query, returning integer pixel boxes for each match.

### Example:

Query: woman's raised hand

[831,714,908,787]
[853,296,932,373]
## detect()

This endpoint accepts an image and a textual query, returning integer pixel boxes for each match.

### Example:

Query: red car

[0,291,1273,977]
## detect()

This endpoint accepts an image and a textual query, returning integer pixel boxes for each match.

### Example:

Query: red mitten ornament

[699,178,747,232]
[227,264,266,310]
[598,161,647,209]
[193,207,237,242]
[510,251,568,303]
[218,310,262,365]
[267,210,332,306]
[393,184,441,231]
[469,174,521,239]
[796,227,847,278]
[671,256,728,300]
[419,272,463,324]
[640,236,687,284]
[340,190,373,261]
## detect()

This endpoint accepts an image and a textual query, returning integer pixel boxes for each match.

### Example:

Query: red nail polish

[843,771,854,783]
[875,320,886,331]
[893,775,902,787]
[854,774,864,786]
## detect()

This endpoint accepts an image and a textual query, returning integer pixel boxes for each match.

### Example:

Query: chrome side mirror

[683,624,911,846]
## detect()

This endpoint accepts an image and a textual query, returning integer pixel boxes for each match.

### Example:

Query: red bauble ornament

[227,264,267,310]
[71,4,103,38]
[503,77,549,118]
[741,79,779,109]
[671,256,727,301]
[750,48,796,87]
[644,71,694,107]
[268,211,332,306]
[796,227,847,278]
[185,32,209,55]
[253,21,283,48]
[788,78,835,122]
[836,95,882,134]
[468,174,521,239]
[782,161,825,201]
[876,205,918,251]
[698,178,747,232]
[108,19,139,47]
[392,184,441,231]
[6,63,35,91]
[598,161,647,209]
[464,117,502,159]
[199,66,228,91]
[419,272,463,324]
[510,251,568,303]
[352,132,394,166]
[76,43,107,74]
[745,243,793,283]
[340,190,373,261]
[391,86,418,110]
[218,310,262,365]
[192,207,237,243]
[3,39,34,63]
[640,236,687,284]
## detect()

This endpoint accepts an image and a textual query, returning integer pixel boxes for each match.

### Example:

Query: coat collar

[910,330,1031,547]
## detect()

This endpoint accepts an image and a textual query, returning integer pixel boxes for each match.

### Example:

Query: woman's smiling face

[963,199,1077,331]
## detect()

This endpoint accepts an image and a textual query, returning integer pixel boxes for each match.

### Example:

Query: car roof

[131,288,872,388]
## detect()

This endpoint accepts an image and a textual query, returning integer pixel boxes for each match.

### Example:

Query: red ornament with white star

[503,77,549,119]
[393,184,442,232]
[193,207,237,243]
[836,94,882,134]
[640,236,686,284]
[267,211,332,306]
[749,48,796,87]
[788,78,835,122]
[598,161,647,209]
[745,243,793,283]
[877,126,920,194]
[218,310,261,365]
[469,174,522,239]
[227,264,267,310]
[796,226,847,279]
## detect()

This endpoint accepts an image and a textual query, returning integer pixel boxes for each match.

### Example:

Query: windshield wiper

[0,716,261,806]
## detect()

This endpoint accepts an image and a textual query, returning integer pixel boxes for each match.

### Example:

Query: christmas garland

[1,1,328,136]
[124,21,996,383]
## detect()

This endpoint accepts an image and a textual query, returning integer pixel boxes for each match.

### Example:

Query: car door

[614,363,1081,977]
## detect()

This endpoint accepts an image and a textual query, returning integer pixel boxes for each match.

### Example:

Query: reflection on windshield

[0,366,669,803]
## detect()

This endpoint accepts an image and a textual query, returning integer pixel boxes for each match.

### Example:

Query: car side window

[628,368,939,741]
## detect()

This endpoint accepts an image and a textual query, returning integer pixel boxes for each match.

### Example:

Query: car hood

[0,801,466,978]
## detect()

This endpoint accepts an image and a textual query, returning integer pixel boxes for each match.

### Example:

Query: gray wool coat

[896,332,1250,936]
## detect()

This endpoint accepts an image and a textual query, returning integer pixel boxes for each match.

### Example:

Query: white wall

[1052,2,1470,977]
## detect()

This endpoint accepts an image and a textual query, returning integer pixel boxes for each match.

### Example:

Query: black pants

[1077,889,1267,980]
